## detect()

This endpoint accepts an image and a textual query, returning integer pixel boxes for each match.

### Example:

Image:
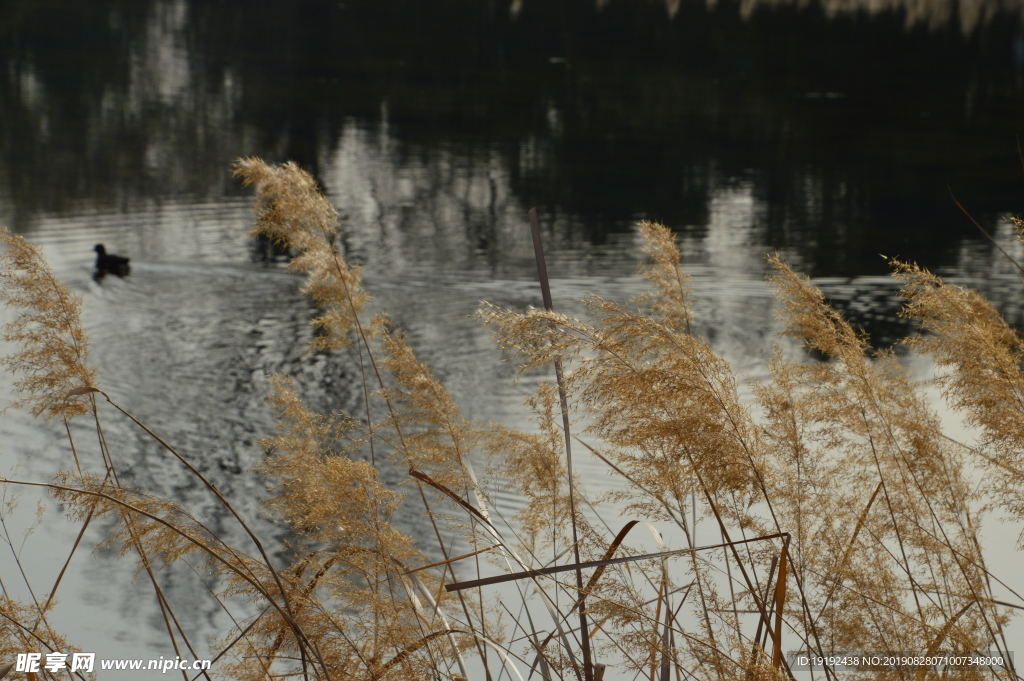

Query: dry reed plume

[0,228,96,419]
[0,162,1020,681]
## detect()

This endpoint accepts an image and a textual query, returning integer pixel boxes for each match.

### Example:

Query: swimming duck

[94,244,130,276]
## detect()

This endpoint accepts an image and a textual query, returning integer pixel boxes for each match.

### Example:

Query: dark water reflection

[2,0,1024,674]
[2,0,1024,276]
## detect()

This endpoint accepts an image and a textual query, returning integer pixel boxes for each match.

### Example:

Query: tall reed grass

[0,158,1020,680]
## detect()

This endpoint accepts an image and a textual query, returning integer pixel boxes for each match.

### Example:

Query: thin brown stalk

[446,533,787,592]
[770,540,788,670]
[95,391,298,617]
[949,188,1024,280]
[0,477,327,676]
[529,206,593,681]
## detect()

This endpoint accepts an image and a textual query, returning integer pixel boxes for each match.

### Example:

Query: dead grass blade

[751,554,779,671]
[62,386,100,398]
[657,575,674,681]
[408,469,490,524]
[402,545,499,575]
[583,520,640,600]
[447,533,788,592]
[771,540,789,670]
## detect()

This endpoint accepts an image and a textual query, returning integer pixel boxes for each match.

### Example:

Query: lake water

[2,0,1024,677]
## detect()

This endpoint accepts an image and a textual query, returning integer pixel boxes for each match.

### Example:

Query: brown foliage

[0,227,96,419]
[0,165,1020,681]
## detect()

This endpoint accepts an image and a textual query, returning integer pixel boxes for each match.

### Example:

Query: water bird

[94,244,131,277]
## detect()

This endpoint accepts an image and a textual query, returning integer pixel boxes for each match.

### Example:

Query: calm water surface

[2,0,1024,675]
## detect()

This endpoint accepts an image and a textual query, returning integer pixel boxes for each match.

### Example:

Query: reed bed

[0,157,1020,681]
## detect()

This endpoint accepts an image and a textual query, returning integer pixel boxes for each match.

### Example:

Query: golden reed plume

[0,161,1019,681]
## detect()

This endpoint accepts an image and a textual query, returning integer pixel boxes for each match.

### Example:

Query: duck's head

[94,244,106,254]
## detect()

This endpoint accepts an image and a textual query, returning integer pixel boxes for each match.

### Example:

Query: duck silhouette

[94,244,130,278]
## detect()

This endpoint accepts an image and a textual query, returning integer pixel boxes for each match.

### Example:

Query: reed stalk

[0,165,1020,681]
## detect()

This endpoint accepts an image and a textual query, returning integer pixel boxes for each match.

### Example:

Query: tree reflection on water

[0,0,1022,277]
